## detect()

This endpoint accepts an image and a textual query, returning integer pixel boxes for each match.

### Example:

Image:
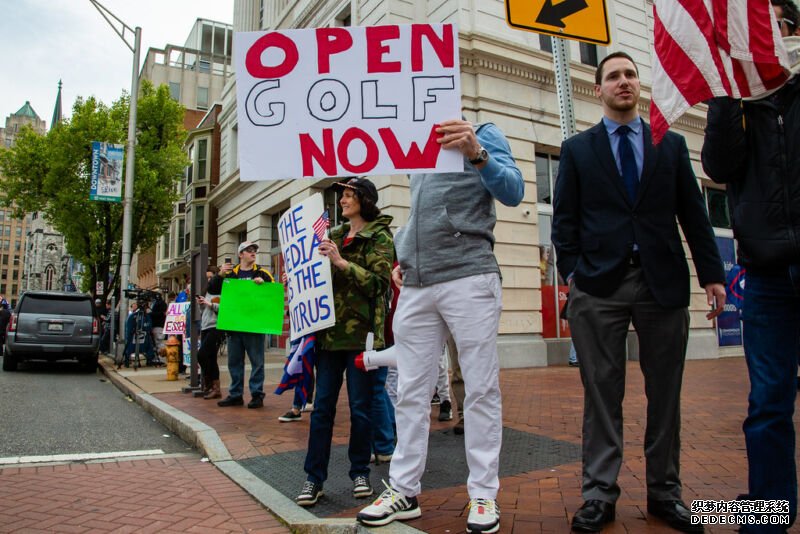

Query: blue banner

[714,236,743,346]
[90,141,124,202]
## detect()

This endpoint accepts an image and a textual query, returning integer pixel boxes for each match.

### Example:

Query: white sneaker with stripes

[356,482,421,526]
[466,498,500,533]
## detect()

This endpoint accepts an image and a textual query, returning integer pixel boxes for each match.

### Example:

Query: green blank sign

[217,279,285,335]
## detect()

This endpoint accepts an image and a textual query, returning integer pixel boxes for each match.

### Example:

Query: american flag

[274,335,316,406]
[651,0,790,144]
[312,210,330,241]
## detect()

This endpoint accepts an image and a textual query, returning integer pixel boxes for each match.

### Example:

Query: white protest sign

[278,193,336,340]
[234,23,462,180]
[164,302,190,335]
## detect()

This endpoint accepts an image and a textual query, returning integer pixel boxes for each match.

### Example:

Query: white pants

[389,273,503,499]
[435,348,451,403]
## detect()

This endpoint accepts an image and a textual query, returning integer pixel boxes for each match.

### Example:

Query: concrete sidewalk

[99,353,799,533]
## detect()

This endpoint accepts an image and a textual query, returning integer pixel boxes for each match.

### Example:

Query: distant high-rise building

[0,101,47,306]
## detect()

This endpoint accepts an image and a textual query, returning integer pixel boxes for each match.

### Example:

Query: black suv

[3,291,100,372]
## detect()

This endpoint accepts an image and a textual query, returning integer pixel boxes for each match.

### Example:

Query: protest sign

[217,279,285,334]
[90,142,124,202]
[234,23,462,180]
[164,302,190,335]
[278,193,336,340]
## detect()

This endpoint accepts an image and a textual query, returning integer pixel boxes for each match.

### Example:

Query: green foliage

[0,80,188,298]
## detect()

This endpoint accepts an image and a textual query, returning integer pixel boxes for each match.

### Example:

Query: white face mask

[742,36,800,101]
[785,36,800,77]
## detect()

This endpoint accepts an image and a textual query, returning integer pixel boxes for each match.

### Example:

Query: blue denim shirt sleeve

[476,123,525,207]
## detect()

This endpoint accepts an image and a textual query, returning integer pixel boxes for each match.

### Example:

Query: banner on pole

[217,279,285,335]
[233,23,462,181]
[90,142,124,202]
[278,193,336,340]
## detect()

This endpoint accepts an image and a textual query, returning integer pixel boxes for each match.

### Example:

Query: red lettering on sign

[316,27,354,74]
[366,25,402,73]
[246,32,299,79]
[300,129,337,176]
[338,128,380,174]
[411,24,454,71]
[379,124,442,168]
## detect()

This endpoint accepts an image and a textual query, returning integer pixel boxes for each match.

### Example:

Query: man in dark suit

[552,51,726,533]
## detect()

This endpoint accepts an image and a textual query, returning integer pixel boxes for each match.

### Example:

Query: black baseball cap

[334,177,379,204]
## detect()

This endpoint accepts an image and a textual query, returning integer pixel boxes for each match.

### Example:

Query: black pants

[198,328,223,382]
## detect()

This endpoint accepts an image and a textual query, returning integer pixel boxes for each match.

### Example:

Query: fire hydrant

[165,336,181,381]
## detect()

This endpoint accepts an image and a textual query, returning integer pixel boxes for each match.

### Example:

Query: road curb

[98,357,422,534]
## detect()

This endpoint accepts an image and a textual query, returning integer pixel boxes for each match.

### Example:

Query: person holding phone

[197,265,223,399]
[214,242,274,408]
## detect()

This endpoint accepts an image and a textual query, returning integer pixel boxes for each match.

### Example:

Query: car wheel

[2,352,17,372]
[80,355,98,373]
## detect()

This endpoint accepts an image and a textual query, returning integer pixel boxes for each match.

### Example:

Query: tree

[0,80,188,299]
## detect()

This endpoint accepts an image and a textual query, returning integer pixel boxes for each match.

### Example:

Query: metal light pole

[89,0,140,345]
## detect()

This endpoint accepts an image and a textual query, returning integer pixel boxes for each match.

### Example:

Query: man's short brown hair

[595,51,639,85]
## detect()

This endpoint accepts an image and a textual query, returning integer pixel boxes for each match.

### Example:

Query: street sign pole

[553,37,577,141]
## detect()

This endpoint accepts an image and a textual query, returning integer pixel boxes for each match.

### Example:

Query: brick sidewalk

[0,455,289,533]
[153,357,799,533]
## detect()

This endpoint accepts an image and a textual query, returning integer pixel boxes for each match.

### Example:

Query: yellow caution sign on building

[505,0,611,45]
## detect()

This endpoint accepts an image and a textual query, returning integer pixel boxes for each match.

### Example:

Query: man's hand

[220,262,233,274]
[436,119,486,167]
[704,283,727,320]
[392,264,404,287]
[253,277,264,285]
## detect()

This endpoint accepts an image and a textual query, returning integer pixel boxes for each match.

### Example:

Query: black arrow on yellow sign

[535,0,589,28]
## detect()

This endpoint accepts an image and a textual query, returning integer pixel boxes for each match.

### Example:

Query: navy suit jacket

[552,120,724,308]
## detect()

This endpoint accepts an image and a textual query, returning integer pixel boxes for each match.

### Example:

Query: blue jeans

[741,265,800,533]
[304,350,373,484]
[372,366,396,456]
[226,332,265,399]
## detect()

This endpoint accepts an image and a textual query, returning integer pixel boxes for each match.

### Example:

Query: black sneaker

[217,396,243,407]
[278,410,301,422]
[296,480,323,507]
[453,416,465,435]
[353,475,373,498]
[357,483,421,526]
[247,396,264,409]
[431,392,441,405]
[438,400,453,421]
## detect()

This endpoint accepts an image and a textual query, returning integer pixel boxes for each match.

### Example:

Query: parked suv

[3,291,100,372]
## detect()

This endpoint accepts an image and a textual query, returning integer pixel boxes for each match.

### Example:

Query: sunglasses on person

[778,17,796,31]
[243,247,257,253]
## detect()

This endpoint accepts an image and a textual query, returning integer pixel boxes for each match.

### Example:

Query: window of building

[539,34,553,53]
[213,25,226,56]
[194,206,204,247]
[1,254,7,265]
[195,186,207,199]
[169,82,181,101]
[271,209,289,247]
[535,152,560,205]
[178,219,185,254]
[44,265,55,291]
[161,235,169,260]
[201,23,213,54]
[705,187,731,229]
[186,143,194,186]
[197,87,209,110]
[0,211,4,222]
[197,139,208,181]
[2,269,7,278]
[3,226,9,236]
[579,42,599,66]
[15,227,21,237]
[12,270,18,279]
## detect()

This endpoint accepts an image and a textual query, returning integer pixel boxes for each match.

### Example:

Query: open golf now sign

[233,23,462,180]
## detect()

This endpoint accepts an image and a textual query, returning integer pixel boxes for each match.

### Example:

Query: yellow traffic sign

[505,0,611,45]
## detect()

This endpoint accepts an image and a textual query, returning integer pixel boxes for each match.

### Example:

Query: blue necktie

[616,125,639,202]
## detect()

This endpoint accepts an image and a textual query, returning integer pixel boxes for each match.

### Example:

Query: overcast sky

[1,0,234,128]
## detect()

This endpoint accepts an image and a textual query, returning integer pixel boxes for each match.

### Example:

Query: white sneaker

[466,498,500,533]
[357,482,421,526]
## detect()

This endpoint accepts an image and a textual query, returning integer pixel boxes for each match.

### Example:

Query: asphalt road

[0,358,192,459]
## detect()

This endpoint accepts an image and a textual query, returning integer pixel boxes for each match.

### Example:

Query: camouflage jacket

[318,214,394,351]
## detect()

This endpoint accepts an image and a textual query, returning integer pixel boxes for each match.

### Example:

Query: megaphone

[355,345,398,371]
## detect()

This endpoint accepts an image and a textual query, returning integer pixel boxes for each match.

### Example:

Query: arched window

[45,265,56,291]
